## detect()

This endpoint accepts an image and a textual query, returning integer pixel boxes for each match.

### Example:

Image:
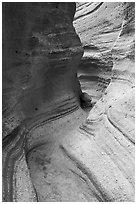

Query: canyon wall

[2,2,135,202]
[74,2,134,103]
[2,2,84,201]
[2,2,83,139]
[67,2,135,201]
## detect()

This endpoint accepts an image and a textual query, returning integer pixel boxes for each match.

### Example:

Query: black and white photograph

[2,0,135,202]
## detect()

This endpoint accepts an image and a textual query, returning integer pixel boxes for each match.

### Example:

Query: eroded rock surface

[2,2,135,202]
[70,2,135,201]
[2,2,84,138]
[2,2,85,201]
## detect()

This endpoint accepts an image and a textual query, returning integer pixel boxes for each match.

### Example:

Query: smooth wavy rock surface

[72,1,135,201]
[74,2,134,103]
[2,2,135,202]
[2,2,84,201]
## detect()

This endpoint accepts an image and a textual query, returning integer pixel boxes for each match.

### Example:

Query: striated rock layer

[74,2,134,104]
[2,2,135,202]
[71,1,135,201]
[2,2,84,138]
[2,2,84,201]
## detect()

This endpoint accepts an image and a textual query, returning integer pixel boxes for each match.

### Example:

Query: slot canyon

[2,2,135,202]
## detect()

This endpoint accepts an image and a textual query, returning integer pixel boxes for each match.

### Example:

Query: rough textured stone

[2,2,135,202]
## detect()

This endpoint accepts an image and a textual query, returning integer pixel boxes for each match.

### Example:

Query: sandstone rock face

[71,2,135,201]
[2,2,83,138]
[2,2,135,202]
[74,2,134,104]
[2,2,84,201]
